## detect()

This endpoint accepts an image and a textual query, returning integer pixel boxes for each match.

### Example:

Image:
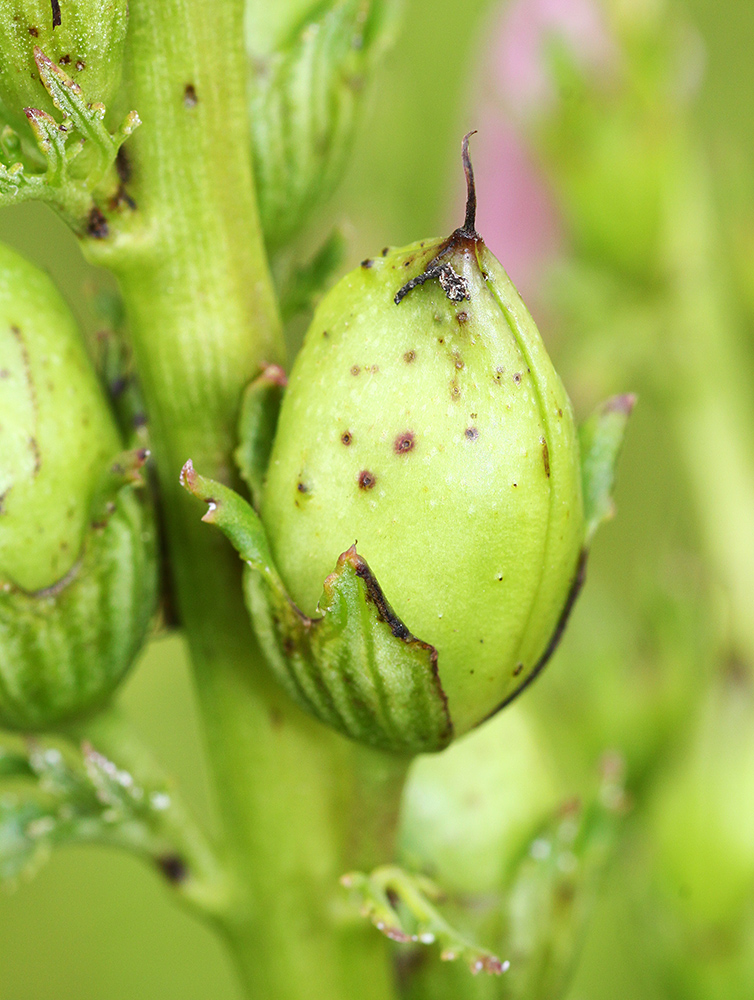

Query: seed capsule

[261,135,585,738]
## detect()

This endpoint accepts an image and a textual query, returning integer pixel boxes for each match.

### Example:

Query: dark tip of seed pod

[358,470,376,490]
[394,132,481,306]
[341,431,352,446]
[403,350,416,363]
[465,427,478,440]
[460,131,479,238]
[394,432,415,454]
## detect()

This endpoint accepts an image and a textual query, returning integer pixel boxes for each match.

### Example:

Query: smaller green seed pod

[0,243,157,730]
[0,0,128,138]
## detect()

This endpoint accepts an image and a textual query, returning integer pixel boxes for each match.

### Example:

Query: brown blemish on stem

[116,147,132,183]
[86,206,109,239]
[157,854,188,884]
[358,470,376,490]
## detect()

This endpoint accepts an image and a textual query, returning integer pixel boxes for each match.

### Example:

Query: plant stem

[85,2,406,997]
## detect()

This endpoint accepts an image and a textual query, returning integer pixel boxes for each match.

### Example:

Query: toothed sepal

[341,866,509,975]
[181,464,452,754]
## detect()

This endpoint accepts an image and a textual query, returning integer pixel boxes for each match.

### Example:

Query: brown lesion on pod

[358,470,377,490]
[541,437,551,478]
[394,432,415,454]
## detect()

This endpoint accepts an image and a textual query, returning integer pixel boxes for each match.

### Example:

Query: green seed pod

[261,136,585,739]
[0,243,157,730]
[0,0,128,137]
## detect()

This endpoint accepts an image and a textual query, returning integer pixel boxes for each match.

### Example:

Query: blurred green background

[2,0,754,996]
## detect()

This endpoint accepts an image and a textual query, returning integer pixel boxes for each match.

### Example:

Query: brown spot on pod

[297,481,309,493]
[358,470,377,490]
[465,427,478,440]
[341,431,353,446]
[394,432,415,454]
[75,59,85,72]
[456,311,468,324]
[513,663,524,676]
[453,352,464,370]
[450,382,461,401]
[351,365,361,376]
[541,437,550,477]
[184,84,199,107]
[403,350,416,364]
[513,372,522,385]
[361,258,374,269]
[381,247,389,257]
[28,25,38,36]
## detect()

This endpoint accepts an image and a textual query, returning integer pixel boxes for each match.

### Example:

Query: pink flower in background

[494,0,612,115]
[460,0,611,299]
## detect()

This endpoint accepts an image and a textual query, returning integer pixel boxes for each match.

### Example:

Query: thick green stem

[84,2,406,998]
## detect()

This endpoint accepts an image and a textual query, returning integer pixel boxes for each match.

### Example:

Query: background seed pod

[0,0,129,145]
[0,481,157,731]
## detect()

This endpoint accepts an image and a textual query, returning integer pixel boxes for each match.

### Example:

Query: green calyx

[0,242,121,591]
[181,462,451,754]
[184,137,632,754]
